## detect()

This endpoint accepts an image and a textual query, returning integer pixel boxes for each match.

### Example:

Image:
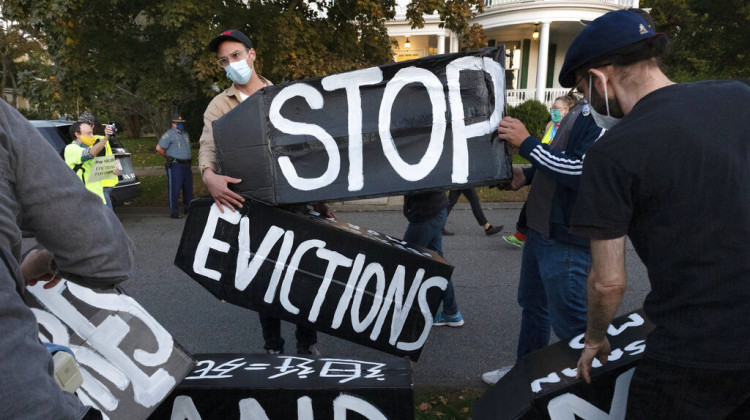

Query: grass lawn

[414,387,485,419]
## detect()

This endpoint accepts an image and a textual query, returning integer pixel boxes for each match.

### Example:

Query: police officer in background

[156,114,193,218]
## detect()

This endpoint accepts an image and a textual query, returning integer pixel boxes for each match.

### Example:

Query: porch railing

[485,0,638,8]
[506,88,572,108]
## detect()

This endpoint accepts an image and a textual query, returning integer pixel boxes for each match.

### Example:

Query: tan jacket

[198,76,272,173]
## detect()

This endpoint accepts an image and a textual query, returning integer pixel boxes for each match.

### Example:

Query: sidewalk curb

[114,201,525,216]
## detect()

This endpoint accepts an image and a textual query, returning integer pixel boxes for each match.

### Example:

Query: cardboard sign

[213,47,512,205]
[149,353,413,419]
[473,309,655,420]
[88,155,118,183]
[174,198,452,361]
[28,280,195,420]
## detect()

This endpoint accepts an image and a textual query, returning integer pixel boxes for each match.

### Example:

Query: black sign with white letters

[149,353,413,420]
[474,309,655,419]
[174,198,452,361]
[213,47,511,205]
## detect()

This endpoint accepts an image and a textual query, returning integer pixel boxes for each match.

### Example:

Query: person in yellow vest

[79,112,119,209]
[64,121,114,205]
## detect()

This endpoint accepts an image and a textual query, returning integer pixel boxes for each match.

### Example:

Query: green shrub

[507,99,550,139]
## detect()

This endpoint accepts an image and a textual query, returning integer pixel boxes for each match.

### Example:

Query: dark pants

[403,208,458,315]
[167,162,193,216]
[447,188,488,226]
[626,355,750,420]
[259,312,317,352]
[515,202,528,234]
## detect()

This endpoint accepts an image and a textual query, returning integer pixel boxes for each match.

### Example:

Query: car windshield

[36,126,69,154]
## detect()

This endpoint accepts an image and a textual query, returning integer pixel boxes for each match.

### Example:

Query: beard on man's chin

[590,87,625,118]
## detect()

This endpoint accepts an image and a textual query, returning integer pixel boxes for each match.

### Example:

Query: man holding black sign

[562,10,750,417]
[200,29,331,355]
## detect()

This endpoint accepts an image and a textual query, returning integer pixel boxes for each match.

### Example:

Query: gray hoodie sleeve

[0,102,134,289]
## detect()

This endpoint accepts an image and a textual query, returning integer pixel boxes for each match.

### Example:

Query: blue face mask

[176,123,184,131]
[225,59,253,85]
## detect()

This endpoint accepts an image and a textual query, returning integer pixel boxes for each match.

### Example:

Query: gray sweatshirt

[0,101,135,419]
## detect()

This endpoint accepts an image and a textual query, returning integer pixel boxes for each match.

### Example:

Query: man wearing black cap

[562,9,750,417]
[199,29,269,213]
[200,29,326,356]
[157,113,193,218]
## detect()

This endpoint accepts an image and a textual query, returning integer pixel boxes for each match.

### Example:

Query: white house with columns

[387,0,640,107]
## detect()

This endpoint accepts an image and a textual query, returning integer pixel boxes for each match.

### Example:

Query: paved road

[114,202,649,389]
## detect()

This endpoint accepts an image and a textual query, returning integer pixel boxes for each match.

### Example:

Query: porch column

[437,34,446,54]
[534,21,551,102]
[450,34,459,53]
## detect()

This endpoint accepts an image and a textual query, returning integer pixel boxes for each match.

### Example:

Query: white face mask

[588,72,621,130]
[225,59,253,85]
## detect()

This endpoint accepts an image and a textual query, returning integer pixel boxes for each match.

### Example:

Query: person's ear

[248,48,256,63]
[588,68,609,97]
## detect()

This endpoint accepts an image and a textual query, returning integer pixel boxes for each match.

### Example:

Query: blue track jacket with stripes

[519,112,603,247]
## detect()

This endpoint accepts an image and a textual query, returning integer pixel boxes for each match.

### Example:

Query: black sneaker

[485,224,503,236]
[265,348,283,355]
[170,213,183,219]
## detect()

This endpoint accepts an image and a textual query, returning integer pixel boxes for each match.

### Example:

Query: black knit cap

[208,29,253,52]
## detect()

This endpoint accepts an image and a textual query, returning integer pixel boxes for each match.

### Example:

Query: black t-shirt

[571,80,750,369]
[403,191,448,223]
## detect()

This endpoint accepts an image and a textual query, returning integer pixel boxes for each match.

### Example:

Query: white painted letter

[446,56,504,183]
[379,67,446,182]
[322,68,384,191]
[397,276,448,351]
[193,204,241,281]
[350,263,386,333]
[333,394,388,420]
[235,218,286,291]
[280,239,326,315]
[331,254,366,329]
[308,248,353,323]
[270,83,340,191]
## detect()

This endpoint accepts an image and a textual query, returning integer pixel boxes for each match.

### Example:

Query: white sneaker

[482,365,513,385]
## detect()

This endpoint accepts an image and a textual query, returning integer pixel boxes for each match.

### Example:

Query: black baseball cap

[208,29,253,53]
[559,9,655,87]
[171,113,185,123]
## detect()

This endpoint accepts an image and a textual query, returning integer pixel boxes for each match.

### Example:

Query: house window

[396,54,420,62]
[502,41,522,90]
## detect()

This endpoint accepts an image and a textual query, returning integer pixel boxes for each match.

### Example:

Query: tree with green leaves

[643,0,749,81]
[1,0,484,137]
[406,0,486,48]
[0,20,45,109]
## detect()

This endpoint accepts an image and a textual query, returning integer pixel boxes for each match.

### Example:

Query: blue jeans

[516,229,589,359]
[103,187,113,210]
[403,208,458,315]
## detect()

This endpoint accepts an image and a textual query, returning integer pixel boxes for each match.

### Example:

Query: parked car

[31,119,142,204]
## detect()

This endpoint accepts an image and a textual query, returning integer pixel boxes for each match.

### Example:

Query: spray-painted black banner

[27,280,195,420]
[150,353,413,419]
[474,309,655,419]
[213,47,511,205]
[175,198,452,361]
